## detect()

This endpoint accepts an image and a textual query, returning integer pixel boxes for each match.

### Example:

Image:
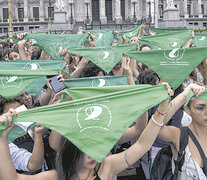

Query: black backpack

[150,127,189,180]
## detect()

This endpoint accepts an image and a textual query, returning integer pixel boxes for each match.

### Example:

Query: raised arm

[163,83,205,124]
[182,30,194,48]
[27,124,46,171]
[122,56,136,85]
[102,83,173,176]
[158,83,205,146]
[0,110,57,180]
[17,32,31,60]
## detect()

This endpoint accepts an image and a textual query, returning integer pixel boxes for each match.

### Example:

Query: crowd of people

[0,24,207,180]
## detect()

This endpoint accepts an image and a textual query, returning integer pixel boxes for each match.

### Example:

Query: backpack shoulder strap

[187,127,207,175]
[172,126,189,180]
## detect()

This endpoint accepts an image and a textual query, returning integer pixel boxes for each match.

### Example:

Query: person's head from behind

[138,70,160,85]
[57,137,97,180]
[81,61,104,77]
[140,44,151,51]
[9,47,20,60]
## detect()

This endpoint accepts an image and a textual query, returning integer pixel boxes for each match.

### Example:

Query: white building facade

[0,0,207,35]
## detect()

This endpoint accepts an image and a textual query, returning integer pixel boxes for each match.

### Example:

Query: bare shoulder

[19,170,58,180]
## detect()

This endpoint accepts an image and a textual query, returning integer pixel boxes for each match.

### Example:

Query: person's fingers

[6,113,13,127]
[8,108,17,116]
[0,115,7,125]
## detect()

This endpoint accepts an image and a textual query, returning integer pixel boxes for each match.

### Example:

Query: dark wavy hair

[81,61,104,77]
[56,137,82,180]
[137,70,160,85]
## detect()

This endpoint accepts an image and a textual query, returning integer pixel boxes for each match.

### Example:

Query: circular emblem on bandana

[98,50,114,63]
[199,36,206,41]
[168,38,180,48]
[76,104,112,132]
[164,48,185,61]
[23,63,41,70]
[92,78,110,87]
[1,76,22,89]
[95,32,106,41]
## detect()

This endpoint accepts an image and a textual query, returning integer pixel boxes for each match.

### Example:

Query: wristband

[151,115,164,127]
[156,108,166,116]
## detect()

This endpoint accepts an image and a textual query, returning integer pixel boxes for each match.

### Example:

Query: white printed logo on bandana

[92,78,110,87]
[23,63,41,70]
[1,76,22,89]
[164,48,185,61]
[98,50,114,63]
[95,32,106,41]
[76,104,112,132]
[199,36,206,41]
[168,38,180,48]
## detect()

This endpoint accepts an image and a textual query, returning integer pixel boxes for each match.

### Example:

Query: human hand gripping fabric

[0,108,17,139]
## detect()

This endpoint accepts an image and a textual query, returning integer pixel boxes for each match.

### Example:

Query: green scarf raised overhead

[140,29,192,50]
[0,60,66,97]
[17,33,88,60]
[84,29,115,47]
[1,84,169,162]
[0,69,62,98]
[150,27,188,34]
[117,24,143,44]
[184,89,207,109]
[124,47,207,90]
[64,75,138,88]
[192,33,207,47]
[68,44,137,73]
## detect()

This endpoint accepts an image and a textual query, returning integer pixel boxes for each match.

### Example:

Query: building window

[3,28,8,33]
[48,7,54,18]
[203,23,207,27]
[187,4,191,17]
[158,5,163,18]
[18,8,24,20]
[194,22,198,26]
[0,28,2,33]
[33,7,39,20]
[13,27,18,32]
[175,4,177,8]
[19,27,24,31]
[3,8,9,20]
[29,27,34,30]
[201,4,204,15]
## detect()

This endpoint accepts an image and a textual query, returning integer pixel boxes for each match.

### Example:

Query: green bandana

[192,33,207,47]
[184,89,207,109]
[0,69,62,98]
[150,27,188,34]
[68,44,137,73]
[17,33,88,60]
[64,75,138,88]
[124,47,207,90]
[117,24,143,44]
[84,29,115,47]
[1,84,169,162]
[140,29,192,50]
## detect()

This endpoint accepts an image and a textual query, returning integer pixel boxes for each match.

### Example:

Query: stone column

[184,0,188,18]
[0,8,2,22]
[198,0,203,18]
[39,0,45,21]
[99,0,107,24]
[24,0,29,21]
[114,0,122,23]
[12,1,16,21]
[154,0,159,27]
